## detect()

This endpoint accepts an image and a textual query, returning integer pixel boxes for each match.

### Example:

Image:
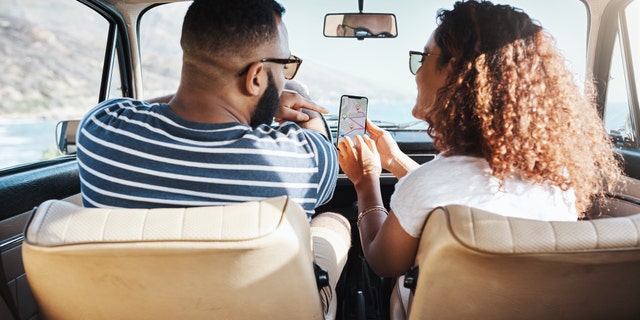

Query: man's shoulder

[276,122,333,145]
[92,97,152,112]
[256,122,336,161]
[82,98,157,121]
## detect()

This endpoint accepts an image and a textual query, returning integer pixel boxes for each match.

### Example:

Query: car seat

[393,204,640,319]
[22,196,327,320]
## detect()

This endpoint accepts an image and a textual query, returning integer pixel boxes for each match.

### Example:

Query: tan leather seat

[22,196,326,320]
[400,205,640,319]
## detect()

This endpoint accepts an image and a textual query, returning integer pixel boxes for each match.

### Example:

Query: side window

[0,0,109,169]
[604,34,634,143]
[109,54,124,99]
[139,2,190,99]
[628,1,639,106]
[604,0,639,146]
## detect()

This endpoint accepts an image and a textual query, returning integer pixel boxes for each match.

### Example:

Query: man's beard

[250,71,280,128]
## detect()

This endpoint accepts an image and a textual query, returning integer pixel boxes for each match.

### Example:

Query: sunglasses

[342,25,393,38]
[409,50,440,75]
[239,54,303,80]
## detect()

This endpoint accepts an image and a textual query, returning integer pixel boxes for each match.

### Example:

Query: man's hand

[275,89,330,138]
[274,89,328,123]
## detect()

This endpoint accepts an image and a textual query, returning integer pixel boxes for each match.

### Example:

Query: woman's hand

[366,119,402,171]
[338,135,382,186]
[366,119,419,178]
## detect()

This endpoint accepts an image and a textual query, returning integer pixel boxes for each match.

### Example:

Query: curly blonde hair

[423,0,622,216]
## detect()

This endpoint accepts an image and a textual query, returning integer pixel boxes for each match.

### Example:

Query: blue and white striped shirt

[77,98,338,218]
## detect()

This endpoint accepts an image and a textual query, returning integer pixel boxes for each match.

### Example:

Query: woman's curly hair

[423,0,622,216]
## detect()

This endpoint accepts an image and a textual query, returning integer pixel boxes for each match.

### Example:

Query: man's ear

[243,62,265,97]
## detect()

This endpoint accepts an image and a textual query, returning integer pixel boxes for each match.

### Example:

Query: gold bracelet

[357,205,388,227]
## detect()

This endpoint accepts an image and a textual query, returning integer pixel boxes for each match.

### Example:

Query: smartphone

[337,95,368,143]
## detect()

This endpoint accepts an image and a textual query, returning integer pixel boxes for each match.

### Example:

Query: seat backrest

[406,205,640,319]
[22,196,324,320]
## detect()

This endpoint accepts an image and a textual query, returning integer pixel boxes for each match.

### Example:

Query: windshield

[0,0,591,170]
[140,0,588,130]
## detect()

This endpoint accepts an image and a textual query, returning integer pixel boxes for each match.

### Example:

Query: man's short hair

[181,0,285,57]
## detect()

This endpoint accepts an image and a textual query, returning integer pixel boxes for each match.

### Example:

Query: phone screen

[337,95,368,143]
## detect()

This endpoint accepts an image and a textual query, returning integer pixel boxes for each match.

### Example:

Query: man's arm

[297,108,331,140]
[276,81,331,139]
[147,87,332,138]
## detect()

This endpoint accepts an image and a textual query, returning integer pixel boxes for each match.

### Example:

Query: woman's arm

[354,175,420,276]
[338,135,420,277]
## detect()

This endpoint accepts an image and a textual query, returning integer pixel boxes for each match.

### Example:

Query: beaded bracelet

[357,205,388,227]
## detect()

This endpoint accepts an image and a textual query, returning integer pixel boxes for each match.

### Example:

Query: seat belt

[313,262,331,316]
[0,248,20,320]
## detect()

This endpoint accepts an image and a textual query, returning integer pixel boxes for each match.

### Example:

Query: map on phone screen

[338,95,368,142]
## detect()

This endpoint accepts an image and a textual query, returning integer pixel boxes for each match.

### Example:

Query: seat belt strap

[0,246,20,320]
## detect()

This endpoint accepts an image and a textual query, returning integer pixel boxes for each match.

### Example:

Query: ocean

[0,119,59,169]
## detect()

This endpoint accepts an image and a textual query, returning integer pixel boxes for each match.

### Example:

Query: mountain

[0,2,104,119]
[0,1,413,119]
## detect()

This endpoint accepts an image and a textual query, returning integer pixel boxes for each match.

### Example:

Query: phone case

[337,95,368,142]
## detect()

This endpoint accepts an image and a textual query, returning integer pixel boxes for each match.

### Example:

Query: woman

[338,0,622,277]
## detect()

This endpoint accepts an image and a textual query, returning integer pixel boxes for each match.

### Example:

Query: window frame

[589,0,640,178]
[77,0,135,102]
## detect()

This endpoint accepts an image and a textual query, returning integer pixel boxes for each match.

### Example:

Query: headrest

[25,196,291,246]
[443,204,640,253]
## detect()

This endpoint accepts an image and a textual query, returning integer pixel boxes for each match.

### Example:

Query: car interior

[1,0,640,319]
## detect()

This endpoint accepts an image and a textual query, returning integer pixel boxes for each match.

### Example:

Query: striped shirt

[77,98,338,218]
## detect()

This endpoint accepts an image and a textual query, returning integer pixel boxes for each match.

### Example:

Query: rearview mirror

[324,13,397,40]
[56,120,80,155]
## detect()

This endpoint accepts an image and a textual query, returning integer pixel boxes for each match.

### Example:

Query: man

[78,0,333,217]
[337,14,396,38]
[76,1,348,318]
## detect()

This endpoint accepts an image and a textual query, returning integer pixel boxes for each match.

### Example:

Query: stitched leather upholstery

[405,205,640,319]
[22,196,324,320]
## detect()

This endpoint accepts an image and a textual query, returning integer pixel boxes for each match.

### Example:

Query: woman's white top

[390,155,577,237]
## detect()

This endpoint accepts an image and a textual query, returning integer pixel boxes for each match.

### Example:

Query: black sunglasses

[409,50,440,75]
[342,25,393,38]
[238,55,303,80]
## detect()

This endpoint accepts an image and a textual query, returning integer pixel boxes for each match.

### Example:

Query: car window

[1,1,591,171]
[631,1,640,109]
[0,0,109,169]
[631,1,640,104]
[605,33,634,143]
[139,1,189,99]
[140,0,588,129]
[604,0,639,146]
